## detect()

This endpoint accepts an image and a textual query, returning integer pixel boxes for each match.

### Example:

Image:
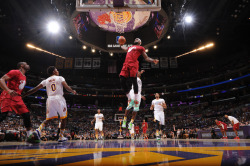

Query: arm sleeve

[40,80,46,87]
[6,70,18,79]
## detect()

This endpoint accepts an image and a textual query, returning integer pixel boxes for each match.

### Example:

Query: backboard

[76,0,161,12]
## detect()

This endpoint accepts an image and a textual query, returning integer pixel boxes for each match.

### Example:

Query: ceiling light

[184,15,193,24]
[47,21,60,33]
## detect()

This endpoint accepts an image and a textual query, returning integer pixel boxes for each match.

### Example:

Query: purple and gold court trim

[0,139,250,166]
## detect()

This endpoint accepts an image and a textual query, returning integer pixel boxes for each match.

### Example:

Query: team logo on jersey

[19,80,26,90]
[128,46,137,52]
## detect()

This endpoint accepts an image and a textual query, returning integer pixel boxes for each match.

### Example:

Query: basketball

[118,36,126,45]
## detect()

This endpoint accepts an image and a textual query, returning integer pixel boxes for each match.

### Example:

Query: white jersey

[41,76,65,97]
[152,98,165,112]
[228,116,239,124]
[95,113,104,123]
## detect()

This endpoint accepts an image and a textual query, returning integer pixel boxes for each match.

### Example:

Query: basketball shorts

[220,124,227,132]
[46,95,67,120]
[130,129,134,134]
[129,90,141,110]
[120,63,139,78]
[0,92,29,114]
[233,123,240,131]
[95,122,103,131]
[154,111,165,125]
[143,128,147,134]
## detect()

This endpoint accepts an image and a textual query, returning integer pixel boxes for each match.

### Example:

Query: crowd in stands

[0,97,249,142]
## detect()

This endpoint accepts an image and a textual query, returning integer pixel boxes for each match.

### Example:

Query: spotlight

[110,52,114,56]
[82,45,87,50]
[47,21,60,33]
[167,35,171,39]
[184,15,193,24]
[153,45,157,49]
[145,49,149,53]
[91,48,96,53]
[69,36,73,39]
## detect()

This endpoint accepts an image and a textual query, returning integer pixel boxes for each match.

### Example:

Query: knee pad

[21,113,32,129]
[0,112,8,122]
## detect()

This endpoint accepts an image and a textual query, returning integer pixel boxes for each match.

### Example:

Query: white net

[110,12,127,34]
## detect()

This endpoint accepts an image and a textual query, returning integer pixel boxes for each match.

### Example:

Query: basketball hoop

[110,11,132,34]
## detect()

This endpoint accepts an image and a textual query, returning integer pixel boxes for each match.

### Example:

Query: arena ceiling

[0,0,249,72]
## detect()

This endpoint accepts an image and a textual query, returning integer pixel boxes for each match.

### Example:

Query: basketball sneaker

[234,136,240,139]
[27,132,41,144]
[58,136,68,143]
[128,122,133,130]
[126,99,134,110]
[122,120,127,128]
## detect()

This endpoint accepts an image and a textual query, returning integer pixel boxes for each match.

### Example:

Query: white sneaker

[58,137,68,143]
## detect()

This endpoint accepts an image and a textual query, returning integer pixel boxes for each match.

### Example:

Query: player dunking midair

[122,70,146,130]
[120,38,158,130]
[22,66,77,143]
[0,62,34,143]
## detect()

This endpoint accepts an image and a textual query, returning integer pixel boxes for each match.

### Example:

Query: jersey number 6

[51,83,56,91]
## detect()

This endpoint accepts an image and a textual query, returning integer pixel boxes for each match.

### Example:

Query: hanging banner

[170,57,178,68]
[75,58,83,69]
[108,60,117,73]
[84,58,92,69]
[141,62,151,69]
[93,58,101,69]
[160,57,168,68]
[55,58,64,69]
[65,58,73,69]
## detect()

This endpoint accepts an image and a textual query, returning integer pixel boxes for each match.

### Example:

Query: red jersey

[5,70,26,95]
[216,121,226,127]
[0,70,29,114]
[135,126,140,134]
[142,122,148,129]
[124,45,145,65]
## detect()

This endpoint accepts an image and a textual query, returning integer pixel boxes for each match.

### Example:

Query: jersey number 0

[51,83,56,91]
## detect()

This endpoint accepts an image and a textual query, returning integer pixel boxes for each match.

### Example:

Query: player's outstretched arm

[141,96,146,101]
[162,103,167,109]
[91,118,96,125]
[120,45,128,52]
[0,75,18,97]
[142,52,159,64]
[22,84,43,98]
[62,81,77,95]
